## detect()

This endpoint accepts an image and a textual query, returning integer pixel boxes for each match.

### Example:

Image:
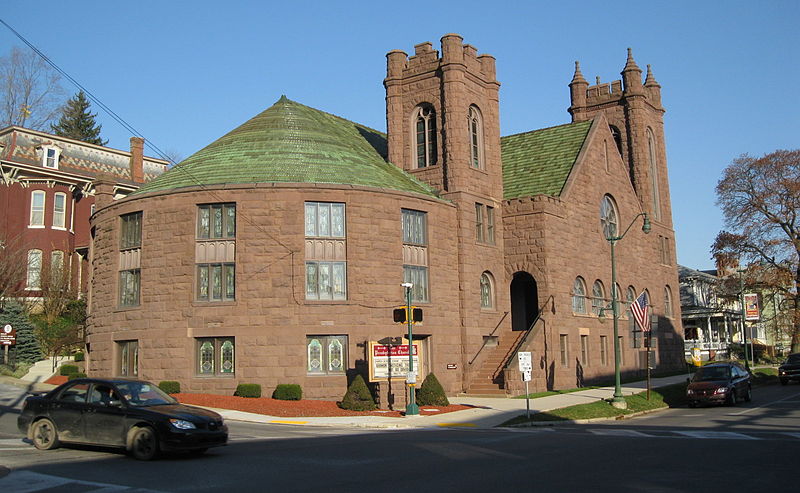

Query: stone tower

[384,35,509,387]
[568,49,672,228]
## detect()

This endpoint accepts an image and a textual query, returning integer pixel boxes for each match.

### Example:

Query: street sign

[518,351,532,372]
[0,324,16,346]
[522,370,532,382]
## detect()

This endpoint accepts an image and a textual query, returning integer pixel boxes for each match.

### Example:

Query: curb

[505,405,671,427]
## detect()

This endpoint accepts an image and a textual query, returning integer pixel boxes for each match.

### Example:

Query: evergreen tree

[416,373,450,406]
[50,91,107,145]
[1,300,42,365]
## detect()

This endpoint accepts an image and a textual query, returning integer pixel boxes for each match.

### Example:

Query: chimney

[93,173,117,210]
[129,137,144,183]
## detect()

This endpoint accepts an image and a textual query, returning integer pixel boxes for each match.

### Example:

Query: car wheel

[688,401,696,408]
[130,426,159,461]
[744,386,752,402]
[726,389,737,406]
[780,378,788,386]
[31,419,60,450]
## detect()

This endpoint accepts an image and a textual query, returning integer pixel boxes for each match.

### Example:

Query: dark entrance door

[510,271,539,331]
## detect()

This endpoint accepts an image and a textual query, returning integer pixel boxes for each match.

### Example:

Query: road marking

[675,431,759,440]
[783,433,800,439]
[0,470,164,492]
[728,389,800,415]
[436,423,477,427]
[269,420,308,425]
[589,429,652,437]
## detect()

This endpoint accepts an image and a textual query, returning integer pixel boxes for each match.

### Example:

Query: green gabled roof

[501,120,592,200]
[135,97,438,198]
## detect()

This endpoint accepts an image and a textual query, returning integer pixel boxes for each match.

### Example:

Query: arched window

[572,277,587,314]
[664,286,673,319]
[592,280,606,316]
[609,125,623,156]
[480,272,494,309]
[647,128,661,220]
[51,250,65,284]
[26,249,42,290]
[600,195,618,239]
[414,105,437,168]
[467,105,484,169]
[625,286,636,318]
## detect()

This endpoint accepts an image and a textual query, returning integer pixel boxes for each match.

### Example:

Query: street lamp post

[607,212,651,409]
[738,269,751,371]
[401,282,419,416]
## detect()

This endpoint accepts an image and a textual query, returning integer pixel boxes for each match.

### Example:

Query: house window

[600,195,618,239]
[592,280,606,316]
[307,335,347,375]
[414,105,437,168]
[475,203,495,244]
[600,335,608,366]
[625,286,636,319]
[29,190,45,227]
[480,272,494,309]
[51,250,65,285]
[647,128,661,220]
[53,192,67,229]
[305,202,345,238]
[42,146,60,169]
[119,212,142,307]
[402,209,428,303]
[580,335,589,366]
[197,203,235,239]
[559,334,569,367]
[572,277,587,314]
[118,340,139,377]
[197,337,235,376]
[664,286,673,319]
[197,263,235,301]
[618,336,625,366]
[26,249,42,290]
[306,261,347,300]
[468,105,484,169]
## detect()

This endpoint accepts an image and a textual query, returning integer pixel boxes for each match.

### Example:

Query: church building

[86,34,684,405]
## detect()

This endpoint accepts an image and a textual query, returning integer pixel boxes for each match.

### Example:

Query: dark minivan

[686,362,752,407]
[778,353,800,385]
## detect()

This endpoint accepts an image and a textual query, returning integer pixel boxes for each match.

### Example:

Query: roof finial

[644,64,660,87]
[596,76,601,85]
[570,61,587,85]
[623,47,641,73]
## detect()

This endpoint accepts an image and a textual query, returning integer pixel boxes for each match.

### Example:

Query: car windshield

[785,354,800,364]
[693,366,731,382]
[115,381,176,407]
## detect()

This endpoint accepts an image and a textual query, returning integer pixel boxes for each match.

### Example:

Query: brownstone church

[86,34,684,405]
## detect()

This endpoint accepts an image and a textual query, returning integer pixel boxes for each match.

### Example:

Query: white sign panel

[522,370,532,382]
[518,351,532,372]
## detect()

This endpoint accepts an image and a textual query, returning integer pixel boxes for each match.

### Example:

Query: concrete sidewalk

[0,373,690,429]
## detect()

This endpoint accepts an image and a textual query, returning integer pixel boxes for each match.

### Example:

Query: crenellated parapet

[385,34,498,84]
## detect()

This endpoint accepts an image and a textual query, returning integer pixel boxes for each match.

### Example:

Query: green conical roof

[135,97,438,197]
[501,120,592,199]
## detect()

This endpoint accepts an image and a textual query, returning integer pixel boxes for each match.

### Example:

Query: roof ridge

[502,119,592,140]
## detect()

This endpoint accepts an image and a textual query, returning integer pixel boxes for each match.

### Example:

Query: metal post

[404,284,419,416]
[610,238,626,409]
[739,270,750,371]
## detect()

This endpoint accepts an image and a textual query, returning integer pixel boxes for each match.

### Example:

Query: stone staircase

[464,331,526,396]
[21,356,74,383]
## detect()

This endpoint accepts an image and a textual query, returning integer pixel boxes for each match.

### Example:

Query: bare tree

[0,233,31,302]
[0,46,65,130]
[31,254,84,365]
[712,149,800,353]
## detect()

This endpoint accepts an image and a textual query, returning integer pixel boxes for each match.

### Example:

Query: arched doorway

[510,271,539,331]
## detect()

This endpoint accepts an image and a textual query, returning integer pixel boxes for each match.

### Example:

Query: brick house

[86,35,684,404]
[0,127,167,303]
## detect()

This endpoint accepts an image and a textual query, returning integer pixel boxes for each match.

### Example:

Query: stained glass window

[197,338,235,376]
[307,336,347,375]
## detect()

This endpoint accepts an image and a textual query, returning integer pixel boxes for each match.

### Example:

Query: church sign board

[368,341,421,382]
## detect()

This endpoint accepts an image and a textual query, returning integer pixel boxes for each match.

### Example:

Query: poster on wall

[368,341,422,382]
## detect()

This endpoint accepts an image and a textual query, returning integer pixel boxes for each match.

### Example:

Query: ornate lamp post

[606,212,651,409]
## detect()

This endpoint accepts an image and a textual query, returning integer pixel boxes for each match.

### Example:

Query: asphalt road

[1,382,798,492]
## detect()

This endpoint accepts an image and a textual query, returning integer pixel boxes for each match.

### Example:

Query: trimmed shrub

[159,381,181,394]
[60,364,79,376]
[272,384,302,401]
[68,372,87,380]
[234,383,262,398]
[73,352,85,362]
[416,373,449,406]
[338,374,376,411]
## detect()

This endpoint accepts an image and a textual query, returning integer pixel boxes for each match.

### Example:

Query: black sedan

[18,378,228,460]
[778,353,800,385]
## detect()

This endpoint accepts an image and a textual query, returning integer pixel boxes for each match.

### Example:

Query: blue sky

[2,1,798,270]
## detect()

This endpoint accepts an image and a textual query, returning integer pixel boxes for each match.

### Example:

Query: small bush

[60,365,79,376]
[234,383,262,398]
[338,374,376,411]
[159,381,181,394]
[416,373,449,406]
[68,372,87,380]
[0,363,32,379]
[272,384,302,400]
[73,352,85,362]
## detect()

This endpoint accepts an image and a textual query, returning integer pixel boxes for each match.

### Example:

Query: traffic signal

[393,307,423,323]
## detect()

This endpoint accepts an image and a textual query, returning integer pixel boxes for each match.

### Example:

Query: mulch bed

[42,375,470,417]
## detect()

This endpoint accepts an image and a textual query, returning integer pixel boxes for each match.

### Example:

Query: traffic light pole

[403,283,419,416]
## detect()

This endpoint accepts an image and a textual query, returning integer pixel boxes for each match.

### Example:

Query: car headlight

[686,389,694,395]
[714,387,729,394]
[169,419,196,430]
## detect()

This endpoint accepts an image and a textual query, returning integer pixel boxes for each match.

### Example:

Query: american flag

[631,291,650,331]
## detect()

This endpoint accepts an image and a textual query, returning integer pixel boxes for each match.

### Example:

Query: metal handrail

[502,295,555,370]
[468,311,509,366]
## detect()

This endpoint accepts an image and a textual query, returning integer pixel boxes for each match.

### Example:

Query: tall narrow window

[618,336,625,366]
[600,195,618,239]
[118,340,139,377]
[609,125,623,156]
[468,106,484,169]
[475,203,484,242]
[664,286,673,319]
[305,202,347,300]
[50,250,65,285]
[625,286,636,319]
[647,128,661,220]
[559,334,569,367]
[592,280,606,316]
[119,212,142,307]
[414,105,437,168]
[480,272,494,309]
[402,209,428,302]
[486,206,495,244]
[197,203,236,302]
[600,335,608,366]
[30,190,45,227]
[53,192,66,229]
[572,277,587,314]
[26,249,42,290]
[580,335,589,366]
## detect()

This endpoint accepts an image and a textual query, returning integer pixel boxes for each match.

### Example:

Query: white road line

[675,431,759,440]
[728,389,800,415]
[589,429,652,437]
[0,470,165,493]
[782,432,800,439]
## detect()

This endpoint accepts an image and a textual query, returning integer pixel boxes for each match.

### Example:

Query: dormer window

[41,146,61,169]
